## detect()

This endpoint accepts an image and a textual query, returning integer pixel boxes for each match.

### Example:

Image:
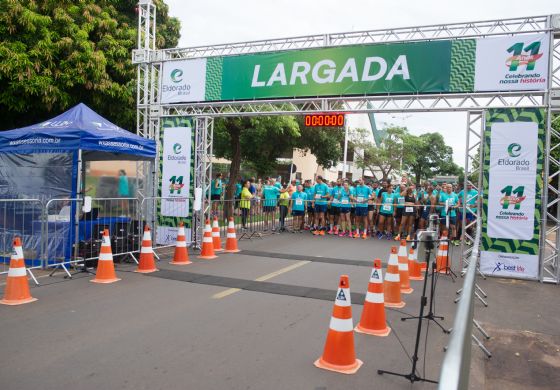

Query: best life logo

[492,261,526,274]
[500,40,546,86]
[163,68,192,96]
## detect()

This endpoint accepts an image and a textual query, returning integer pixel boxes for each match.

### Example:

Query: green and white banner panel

[161,33,549,103]
[157,117,195,245]
[480,108,545,280]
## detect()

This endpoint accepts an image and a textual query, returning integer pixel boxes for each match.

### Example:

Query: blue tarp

[0,103,156,159]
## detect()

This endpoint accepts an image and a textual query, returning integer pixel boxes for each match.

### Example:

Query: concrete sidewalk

[0,233,558,390]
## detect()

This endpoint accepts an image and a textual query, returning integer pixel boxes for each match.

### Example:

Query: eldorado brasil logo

[173,143,182,154]
[170,69,183,83]
[507,143,521,158]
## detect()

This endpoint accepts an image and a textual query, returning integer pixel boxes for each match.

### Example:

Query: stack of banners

[161,33,549,104]
[480,108,545,280]
[157,119,194,245]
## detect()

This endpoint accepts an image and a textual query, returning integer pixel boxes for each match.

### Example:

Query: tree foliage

[0,0,180,131]
[353,126,407,180]
[402,132,462,184]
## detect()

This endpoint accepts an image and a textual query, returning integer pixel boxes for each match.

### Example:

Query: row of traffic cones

[314,240,426,375]
[198,217,240,259]
[1,217,243,304]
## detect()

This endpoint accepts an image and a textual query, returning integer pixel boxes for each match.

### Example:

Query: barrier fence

[438,222,482,389]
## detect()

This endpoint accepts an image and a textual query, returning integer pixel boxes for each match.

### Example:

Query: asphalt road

[0,233,558,390]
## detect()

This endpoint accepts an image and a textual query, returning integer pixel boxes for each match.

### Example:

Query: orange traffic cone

[384,247,405,308]
[212,216,223,252]
[91,229,121,284]
[408,247,424,281]
[0,237,37,305]
[224,217,241,253]
[355,259,391,337]
[135,225,158,273]
[436,232,450,273]
[170,222,191,265]
[314,275,363,374]
[398,240,413,294]
[198,220,217,259]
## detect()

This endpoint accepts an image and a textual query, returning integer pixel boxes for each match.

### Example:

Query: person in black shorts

[395,186,417,241]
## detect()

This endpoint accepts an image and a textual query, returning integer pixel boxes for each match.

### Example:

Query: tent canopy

[0,103,156,160]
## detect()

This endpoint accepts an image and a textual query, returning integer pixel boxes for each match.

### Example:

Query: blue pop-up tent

[0,103,156,265]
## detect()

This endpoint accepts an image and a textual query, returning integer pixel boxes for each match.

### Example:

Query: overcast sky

[166,0,559,166]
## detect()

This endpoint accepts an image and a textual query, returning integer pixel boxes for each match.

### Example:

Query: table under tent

[0,103,156,270]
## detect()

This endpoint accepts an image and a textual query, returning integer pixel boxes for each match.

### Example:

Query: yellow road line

[212,260,310,299]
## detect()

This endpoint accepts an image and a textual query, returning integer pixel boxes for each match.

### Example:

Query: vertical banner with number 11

[480,108,544,280]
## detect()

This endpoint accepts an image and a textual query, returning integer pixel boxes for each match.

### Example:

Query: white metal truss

[193,117,214,247]
[134,1,560,282]
[161,92,547,117]
[461,112,484,274]
[156,16,550,61]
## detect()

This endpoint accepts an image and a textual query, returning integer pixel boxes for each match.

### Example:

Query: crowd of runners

[210,173,478,246]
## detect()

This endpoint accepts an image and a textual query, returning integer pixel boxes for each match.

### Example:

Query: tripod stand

[378,235,439,384]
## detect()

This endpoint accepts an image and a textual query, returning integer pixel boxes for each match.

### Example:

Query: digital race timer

[304,113,345,127]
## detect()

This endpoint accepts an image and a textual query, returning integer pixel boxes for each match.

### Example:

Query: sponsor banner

[481,108,545,280]
[161,126,192,217]
[159,33,549,104]
[474,33,549,92]
[156,226,191,246]
[486,122,538,240]
[480,251,539,279]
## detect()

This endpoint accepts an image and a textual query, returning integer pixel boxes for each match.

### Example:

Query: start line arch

[132,0,560,283]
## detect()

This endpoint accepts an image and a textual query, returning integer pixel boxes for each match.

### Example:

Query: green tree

[402,132,462,185]
[0,0,180,131]
[353,126,407,181]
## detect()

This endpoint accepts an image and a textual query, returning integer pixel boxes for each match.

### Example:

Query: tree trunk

[224,126,241,219]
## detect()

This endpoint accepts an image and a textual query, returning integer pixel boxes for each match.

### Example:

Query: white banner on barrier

[474,33,549,92]
[480,251,539,280]
[157,226,191,246]
[161,126,191,217]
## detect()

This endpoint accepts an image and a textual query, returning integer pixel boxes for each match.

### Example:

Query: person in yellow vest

[278,187,290,232]
[240,180,253,230]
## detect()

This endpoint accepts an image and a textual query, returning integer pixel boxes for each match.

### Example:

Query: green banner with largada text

[160,33,549,103]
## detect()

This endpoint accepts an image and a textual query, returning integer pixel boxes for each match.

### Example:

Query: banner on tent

[158,122,194,245]
[160,33,549,104]
[480,108,544,280]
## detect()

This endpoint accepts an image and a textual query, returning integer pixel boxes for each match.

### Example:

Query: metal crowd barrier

[0,198,44,276]
[438,222,482,389]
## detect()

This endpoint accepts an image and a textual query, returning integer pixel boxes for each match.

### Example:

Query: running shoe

[313,230,320,236]
[406,235,411,241]
[327,229,334,235]
[333,226,339,235]
[338,232,345,237]
[394,234,401,241]
[386,233,393,241]
[466,240,472,246]
[319,230,325,236]
[353,232,359,239]
[304,226,310,231]
[376,232,383,239]
[361,232,367,240]
[453,240,460,246]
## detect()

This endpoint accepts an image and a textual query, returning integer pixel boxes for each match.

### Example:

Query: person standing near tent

[118,169,130,215]
[290,184,307,233]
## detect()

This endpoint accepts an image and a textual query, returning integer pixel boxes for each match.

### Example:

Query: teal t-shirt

[235,183,242,198]
[304,186,314,203]
[118,175,129,196]
[459,189,478,212]
[211,179,223,195]
[440,192,459,217]
[313,183,330,205]
[338,187,354,209]
[263,185,280,207]
[291,191,307,211]
[330,186,342,206]
[380,192,395,214]
[354,185,371,208]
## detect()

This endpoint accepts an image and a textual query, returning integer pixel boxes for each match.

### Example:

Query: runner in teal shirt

[291,185,307,232]
[353,179,372,238]
[377,184,396,240]
[312,176,330,234]
[337,182,354,236]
